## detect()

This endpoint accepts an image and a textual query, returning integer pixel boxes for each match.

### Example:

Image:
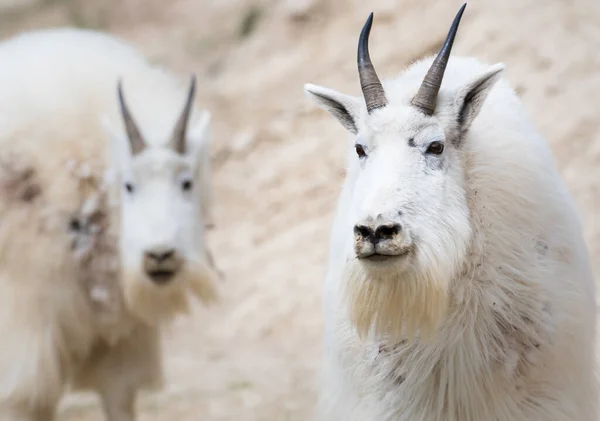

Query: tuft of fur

[343,257,449,343]
[311,55,598,421]
[0,27,219,420]
[122,258,219,326]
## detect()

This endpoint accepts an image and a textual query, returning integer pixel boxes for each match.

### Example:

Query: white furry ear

[187,111,214,228]
[186,111,211,156]
[304,83,362,134]
[454,63,505,132]
[101,115,132,171]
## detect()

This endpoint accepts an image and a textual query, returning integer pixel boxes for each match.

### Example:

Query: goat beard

[342,258,451,343]
[122,258,219,325]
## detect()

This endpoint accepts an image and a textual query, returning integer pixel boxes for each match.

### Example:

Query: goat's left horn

[411,3,467,116]
[169,75,197,155]
[117,79,146,155]
[358,13,387,114]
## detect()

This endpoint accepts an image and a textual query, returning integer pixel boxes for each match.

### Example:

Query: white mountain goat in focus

[304,4,598,421]
[0,28,219,421]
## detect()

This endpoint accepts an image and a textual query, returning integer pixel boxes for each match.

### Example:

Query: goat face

[350,105,471,273]
[107,76,218,323]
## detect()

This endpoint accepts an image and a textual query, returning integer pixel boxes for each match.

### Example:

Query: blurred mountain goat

[0,28,220,421]
[304,4,597,421]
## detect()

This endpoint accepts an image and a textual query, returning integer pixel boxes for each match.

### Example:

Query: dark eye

[426,141,445,155]
[355,144,367,159]
[181,179,193,192]
[68,217,81,232]
[124,182,135,193]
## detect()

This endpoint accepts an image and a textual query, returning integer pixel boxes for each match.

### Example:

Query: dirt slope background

[0,0,599,420]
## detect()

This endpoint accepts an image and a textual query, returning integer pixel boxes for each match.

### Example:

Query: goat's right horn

[168,75,196,155]
[411,3,467,116]
[117,79,146,155]
[358,12,387,114]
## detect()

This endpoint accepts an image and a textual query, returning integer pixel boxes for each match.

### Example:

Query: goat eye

[355,144,367,159]
[68,217,81,232]
[181,179,193,191]
[426,141,444,155]
[124,182,135,193]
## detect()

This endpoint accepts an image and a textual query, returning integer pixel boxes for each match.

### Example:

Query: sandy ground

[0,0,599,420]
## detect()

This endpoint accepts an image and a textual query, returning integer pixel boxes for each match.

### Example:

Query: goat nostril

[148,250,175,262]
[161,250,175,260]
[354,225,374,238]
[375,223,401,239]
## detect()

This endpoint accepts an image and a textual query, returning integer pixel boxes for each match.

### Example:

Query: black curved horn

[411,3,467,116]
[117,79,146,155]
[358,13,387,113]
[169,75,197,155]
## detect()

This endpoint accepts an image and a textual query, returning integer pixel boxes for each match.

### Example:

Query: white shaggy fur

[305,26,598,421]
[0,28,220,421]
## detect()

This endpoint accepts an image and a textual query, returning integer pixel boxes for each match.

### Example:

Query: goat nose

[146,249,175,262]
[354,222,402,245]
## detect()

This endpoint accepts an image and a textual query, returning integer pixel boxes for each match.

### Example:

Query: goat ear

[187,111,211,152]
[304,84,362,135]
[101,115,132,169]
[454,63,505,132]
[187,111,215,228]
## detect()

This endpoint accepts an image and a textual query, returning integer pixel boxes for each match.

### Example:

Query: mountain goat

[304,4,598,421]
[0,28,219,421]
